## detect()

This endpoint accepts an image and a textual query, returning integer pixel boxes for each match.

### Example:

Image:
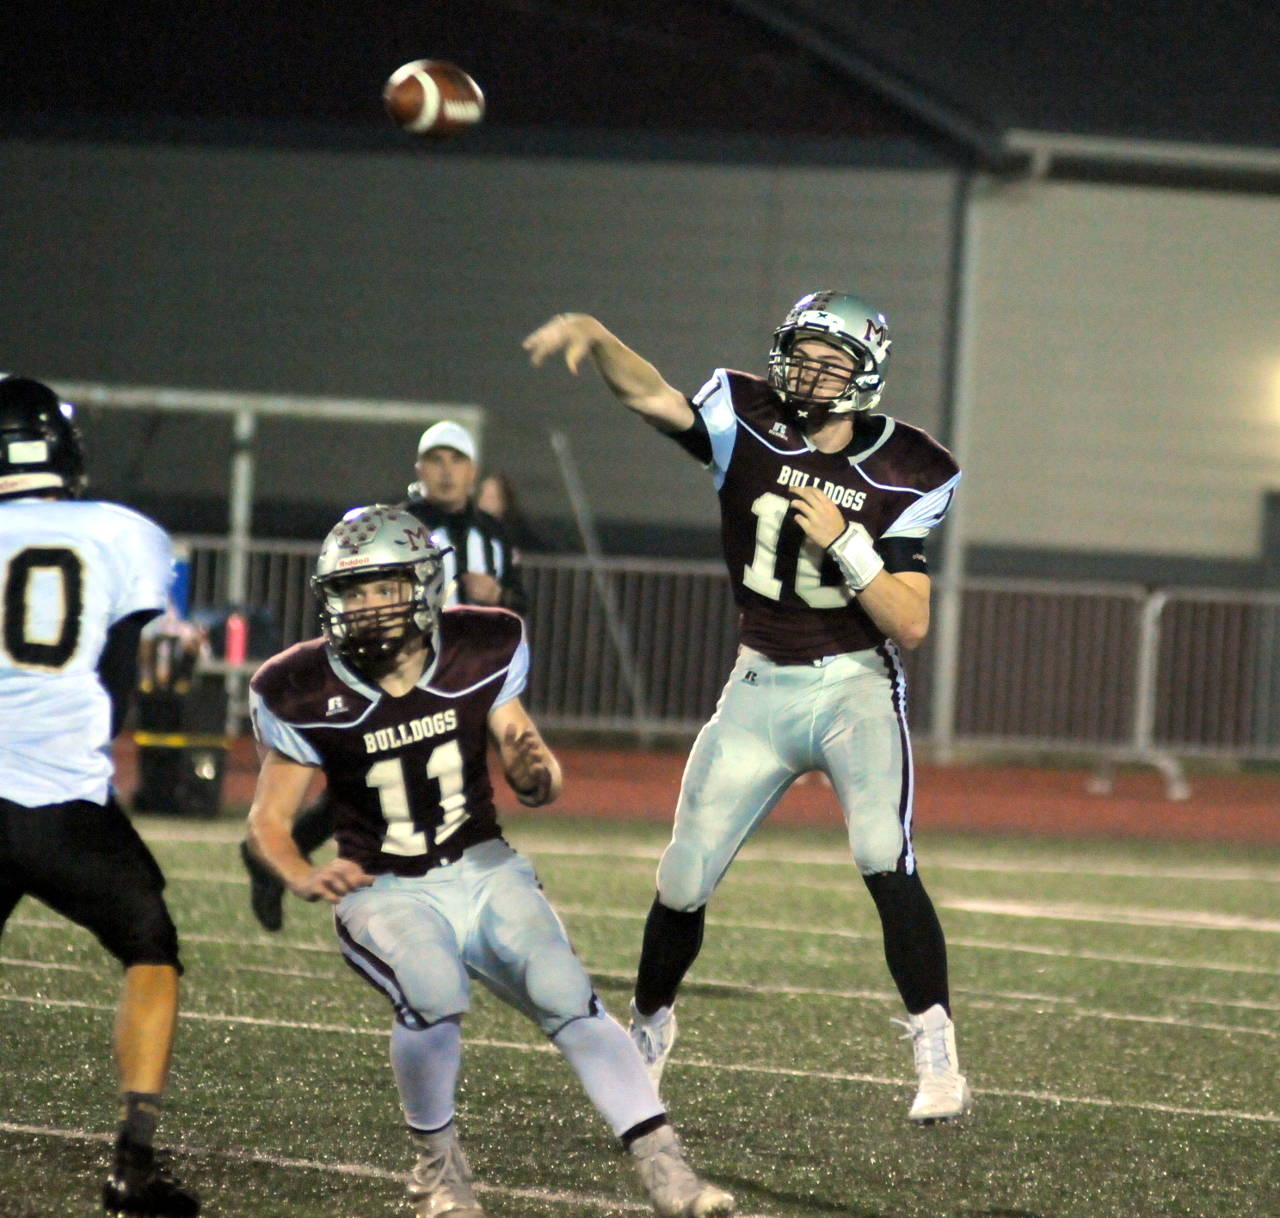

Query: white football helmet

[312,505,449,675]
[767,290,891,422]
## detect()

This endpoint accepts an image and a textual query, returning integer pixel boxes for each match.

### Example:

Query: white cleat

[629,1000,678,1091]
[898,1003,973,1124]
[407,1125,485,1218]
[630,1124,735,1218]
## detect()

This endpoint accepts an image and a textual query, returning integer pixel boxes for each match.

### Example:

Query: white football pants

[335,838,595,1034]
[657,643,916,911]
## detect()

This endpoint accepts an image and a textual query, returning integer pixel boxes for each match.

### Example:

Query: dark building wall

[1,136,960,550]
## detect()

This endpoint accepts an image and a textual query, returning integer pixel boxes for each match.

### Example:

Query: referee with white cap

[403,420,528,614]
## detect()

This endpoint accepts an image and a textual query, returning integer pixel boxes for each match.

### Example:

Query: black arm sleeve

[879,536,930,576]
[664,406,713,465]
[98,609,162,737]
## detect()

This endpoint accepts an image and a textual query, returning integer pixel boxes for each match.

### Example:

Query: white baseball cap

[416,420,476,462]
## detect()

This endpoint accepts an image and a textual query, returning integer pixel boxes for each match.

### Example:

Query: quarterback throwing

[525,291,972,1125]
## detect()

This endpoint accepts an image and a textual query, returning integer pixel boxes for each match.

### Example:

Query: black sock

[863,870,950,1015]
[292,796,335,856]
[116,1091,162,1164]
[634,897,705,1015]
[620,1113,669,1150]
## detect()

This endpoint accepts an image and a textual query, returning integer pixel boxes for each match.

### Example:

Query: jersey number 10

[743,493,852,609]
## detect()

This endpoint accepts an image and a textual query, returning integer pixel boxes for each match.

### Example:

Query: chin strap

[827,522,884,592]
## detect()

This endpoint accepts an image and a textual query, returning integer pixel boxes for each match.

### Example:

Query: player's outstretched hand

[292,858,374,904]
[789,484,846,549]
[522,313,602,374]
[503,722,554,806]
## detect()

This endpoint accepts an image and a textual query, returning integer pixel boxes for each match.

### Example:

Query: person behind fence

[524,292,972,1125]
[242,504,734,1218]
[476,469,546,553]
[238,420,532,931]
[132,603,211,815]
[0,376,200,1216]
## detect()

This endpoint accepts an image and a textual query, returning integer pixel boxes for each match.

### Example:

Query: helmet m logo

[864,320,888,346]
[400,523,432,552]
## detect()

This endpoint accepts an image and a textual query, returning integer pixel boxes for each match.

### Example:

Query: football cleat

[628,1000,677,1091]
[407,1125,485,1218]
[102,1148,199,1216]
[239,840,285,933]
[897,1003,973,1124]
[630,1124,734,1218]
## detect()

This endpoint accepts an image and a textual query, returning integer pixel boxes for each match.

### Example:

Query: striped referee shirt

[402,492,529,615]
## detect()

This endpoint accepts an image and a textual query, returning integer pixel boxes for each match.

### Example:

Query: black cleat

[239,839,285,932]
[103,1150,200,1216]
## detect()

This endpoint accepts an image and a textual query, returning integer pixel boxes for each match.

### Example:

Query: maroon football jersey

[250,607,524,875]
[688,369,960,663]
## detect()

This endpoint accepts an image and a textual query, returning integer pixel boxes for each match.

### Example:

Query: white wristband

[827,522,884,592]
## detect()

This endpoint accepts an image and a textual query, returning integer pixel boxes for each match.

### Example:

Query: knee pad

[656,841,714,911]
[108,902,182,971]
[524,941,595,1033]
[852,824,907,876]
[396,943,470,1026]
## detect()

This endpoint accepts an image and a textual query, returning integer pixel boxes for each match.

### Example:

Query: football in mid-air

[383,59,485,137]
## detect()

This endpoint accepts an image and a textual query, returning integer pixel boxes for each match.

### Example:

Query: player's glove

[827,522,885,592]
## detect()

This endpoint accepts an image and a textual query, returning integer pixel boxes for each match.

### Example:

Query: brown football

[383,59,485,137]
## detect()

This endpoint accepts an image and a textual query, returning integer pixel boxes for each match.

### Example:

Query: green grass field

[2,812,1277,1218]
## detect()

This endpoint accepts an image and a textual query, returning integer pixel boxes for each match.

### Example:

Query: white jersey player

[0,498,171,804]
[0,376,199,1216]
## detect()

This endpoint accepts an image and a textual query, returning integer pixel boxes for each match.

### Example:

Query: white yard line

[7,946,1276,1028]
[13,897,1280,983]
[142,824,1280,884]
[1,995,1275,1126]
[940,897,1280,934]
[159,862,1280,940]
[552,906,1280,976]
[0,1121,773,1217]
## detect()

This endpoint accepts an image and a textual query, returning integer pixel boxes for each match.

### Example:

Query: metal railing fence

[178,537,1280,776]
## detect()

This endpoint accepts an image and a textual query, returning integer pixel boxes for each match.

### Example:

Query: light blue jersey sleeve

[690,370,740,492]
[491,627,530,710]
[249,688,323,767]
[881,472,961,540]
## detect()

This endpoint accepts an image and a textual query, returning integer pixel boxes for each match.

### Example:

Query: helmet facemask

[311,506,449,679]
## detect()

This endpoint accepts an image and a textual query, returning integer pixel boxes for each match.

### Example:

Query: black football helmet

[312,504,450,677]
[767,290,892,425]
[0,375,87,499]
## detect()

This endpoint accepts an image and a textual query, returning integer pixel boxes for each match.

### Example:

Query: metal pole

[929,172,981,761]
[1133,589,1189,799]
[224,407,256,736]
[549,430,652,739]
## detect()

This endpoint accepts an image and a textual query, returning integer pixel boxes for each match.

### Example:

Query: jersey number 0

[1,546,84,669]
